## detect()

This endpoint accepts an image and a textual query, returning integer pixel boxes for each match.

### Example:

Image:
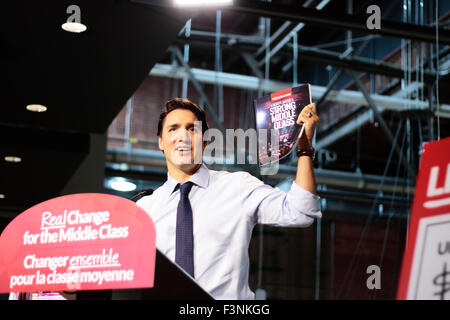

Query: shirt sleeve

[238,172,322,227]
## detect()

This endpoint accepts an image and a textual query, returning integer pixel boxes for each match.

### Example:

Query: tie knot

[179,181,194,196]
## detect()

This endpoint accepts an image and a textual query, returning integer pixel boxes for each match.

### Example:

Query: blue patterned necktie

[175,181,195,278]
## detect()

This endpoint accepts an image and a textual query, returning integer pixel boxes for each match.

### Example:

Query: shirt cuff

[287,181,322,219]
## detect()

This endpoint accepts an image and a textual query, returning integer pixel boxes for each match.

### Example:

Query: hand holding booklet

[254,84,312,166]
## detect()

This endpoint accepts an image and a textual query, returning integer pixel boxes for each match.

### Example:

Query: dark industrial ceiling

[0,0,189,211]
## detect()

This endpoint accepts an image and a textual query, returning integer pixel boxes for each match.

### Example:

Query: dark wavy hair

[157,98,209,137]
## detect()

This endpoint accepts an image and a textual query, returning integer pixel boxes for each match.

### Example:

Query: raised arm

[295,103,319,195]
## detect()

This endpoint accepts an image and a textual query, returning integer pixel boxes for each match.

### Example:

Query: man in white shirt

[137,98,321,299]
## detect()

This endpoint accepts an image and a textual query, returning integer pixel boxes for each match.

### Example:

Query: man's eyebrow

[166,122,196,128]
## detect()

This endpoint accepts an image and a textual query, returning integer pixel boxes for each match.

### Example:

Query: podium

[0,190,213,300]
[76,249,213,300]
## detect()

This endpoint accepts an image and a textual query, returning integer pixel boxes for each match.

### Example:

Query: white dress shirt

[136,164,322,299]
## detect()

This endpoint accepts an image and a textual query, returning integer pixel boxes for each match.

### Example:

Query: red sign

[397,137,450,299]
[270,88,292,101]
[0,193,156,293]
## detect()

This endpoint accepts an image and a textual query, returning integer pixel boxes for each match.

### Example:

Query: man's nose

[176,128,191,142]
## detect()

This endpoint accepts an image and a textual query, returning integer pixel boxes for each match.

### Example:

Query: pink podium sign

[0,193,156,293]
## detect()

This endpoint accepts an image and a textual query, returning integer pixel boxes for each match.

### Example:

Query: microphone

[130,189,154,202]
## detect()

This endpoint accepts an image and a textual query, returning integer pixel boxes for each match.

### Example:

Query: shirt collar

[165,163,210,194]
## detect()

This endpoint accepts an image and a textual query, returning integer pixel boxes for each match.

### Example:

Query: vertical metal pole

[292,31,298,86]
[428,84,435,141]
[170,51,179,98]
[418,0,425,104]
[290,31,298,164]
[370,42,375,94]
[330,220,335,299]
[346,0,353,51]
[257,223,264,289]
[356,112,361,170]
[182,19,191,98]
[315,218,322,300]
[257,5,270,297]
[264,5,271,89]
[256,16,266,99]
[215,10,224,123]
[428,1,435,142]
[260,9,271,295]
[230,89,236,129]
[435,0,441,140]
[415,0,419,106]
[124,97,133,151]
[420,0,425,102]
[406,117,411,244]
[407,0,412,110]
[401,0,407,93]
[239,89,246,129]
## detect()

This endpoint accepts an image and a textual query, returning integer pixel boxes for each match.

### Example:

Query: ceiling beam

[149,63,450,118]
[226,0,450,45]
[175,36,439,83]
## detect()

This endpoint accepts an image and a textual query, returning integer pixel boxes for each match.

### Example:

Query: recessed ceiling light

[109,177,137,192]
[174,0,233,6]
[4,156,22,163]
[61,22,87,33]
[26,104,47,112]
[0,194,5,199]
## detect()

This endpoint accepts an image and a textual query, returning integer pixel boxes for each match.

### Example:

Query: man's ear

[158,135,164,151]
[202,139,209,151]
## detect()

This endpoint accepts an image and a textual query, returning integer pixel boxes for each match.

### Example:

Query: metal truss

[150,63,450,118]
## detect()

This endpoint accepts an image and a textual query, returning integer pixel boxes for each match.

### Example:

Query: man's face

[158,109,204,172]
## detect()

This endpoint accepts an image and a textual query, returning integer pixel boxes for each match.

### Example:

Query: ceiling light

[26,104,47,112]
[174,0,233,7]
[61,22,87,33]
[109,177,137,192]
[4,156,22,163]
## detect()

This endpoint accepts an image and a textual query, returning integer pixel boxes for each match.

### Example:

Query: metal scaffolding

[108,0,450,300]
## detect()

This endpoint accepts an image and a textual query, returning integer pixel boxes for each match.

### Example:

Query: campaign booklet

[254,84,312,166]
